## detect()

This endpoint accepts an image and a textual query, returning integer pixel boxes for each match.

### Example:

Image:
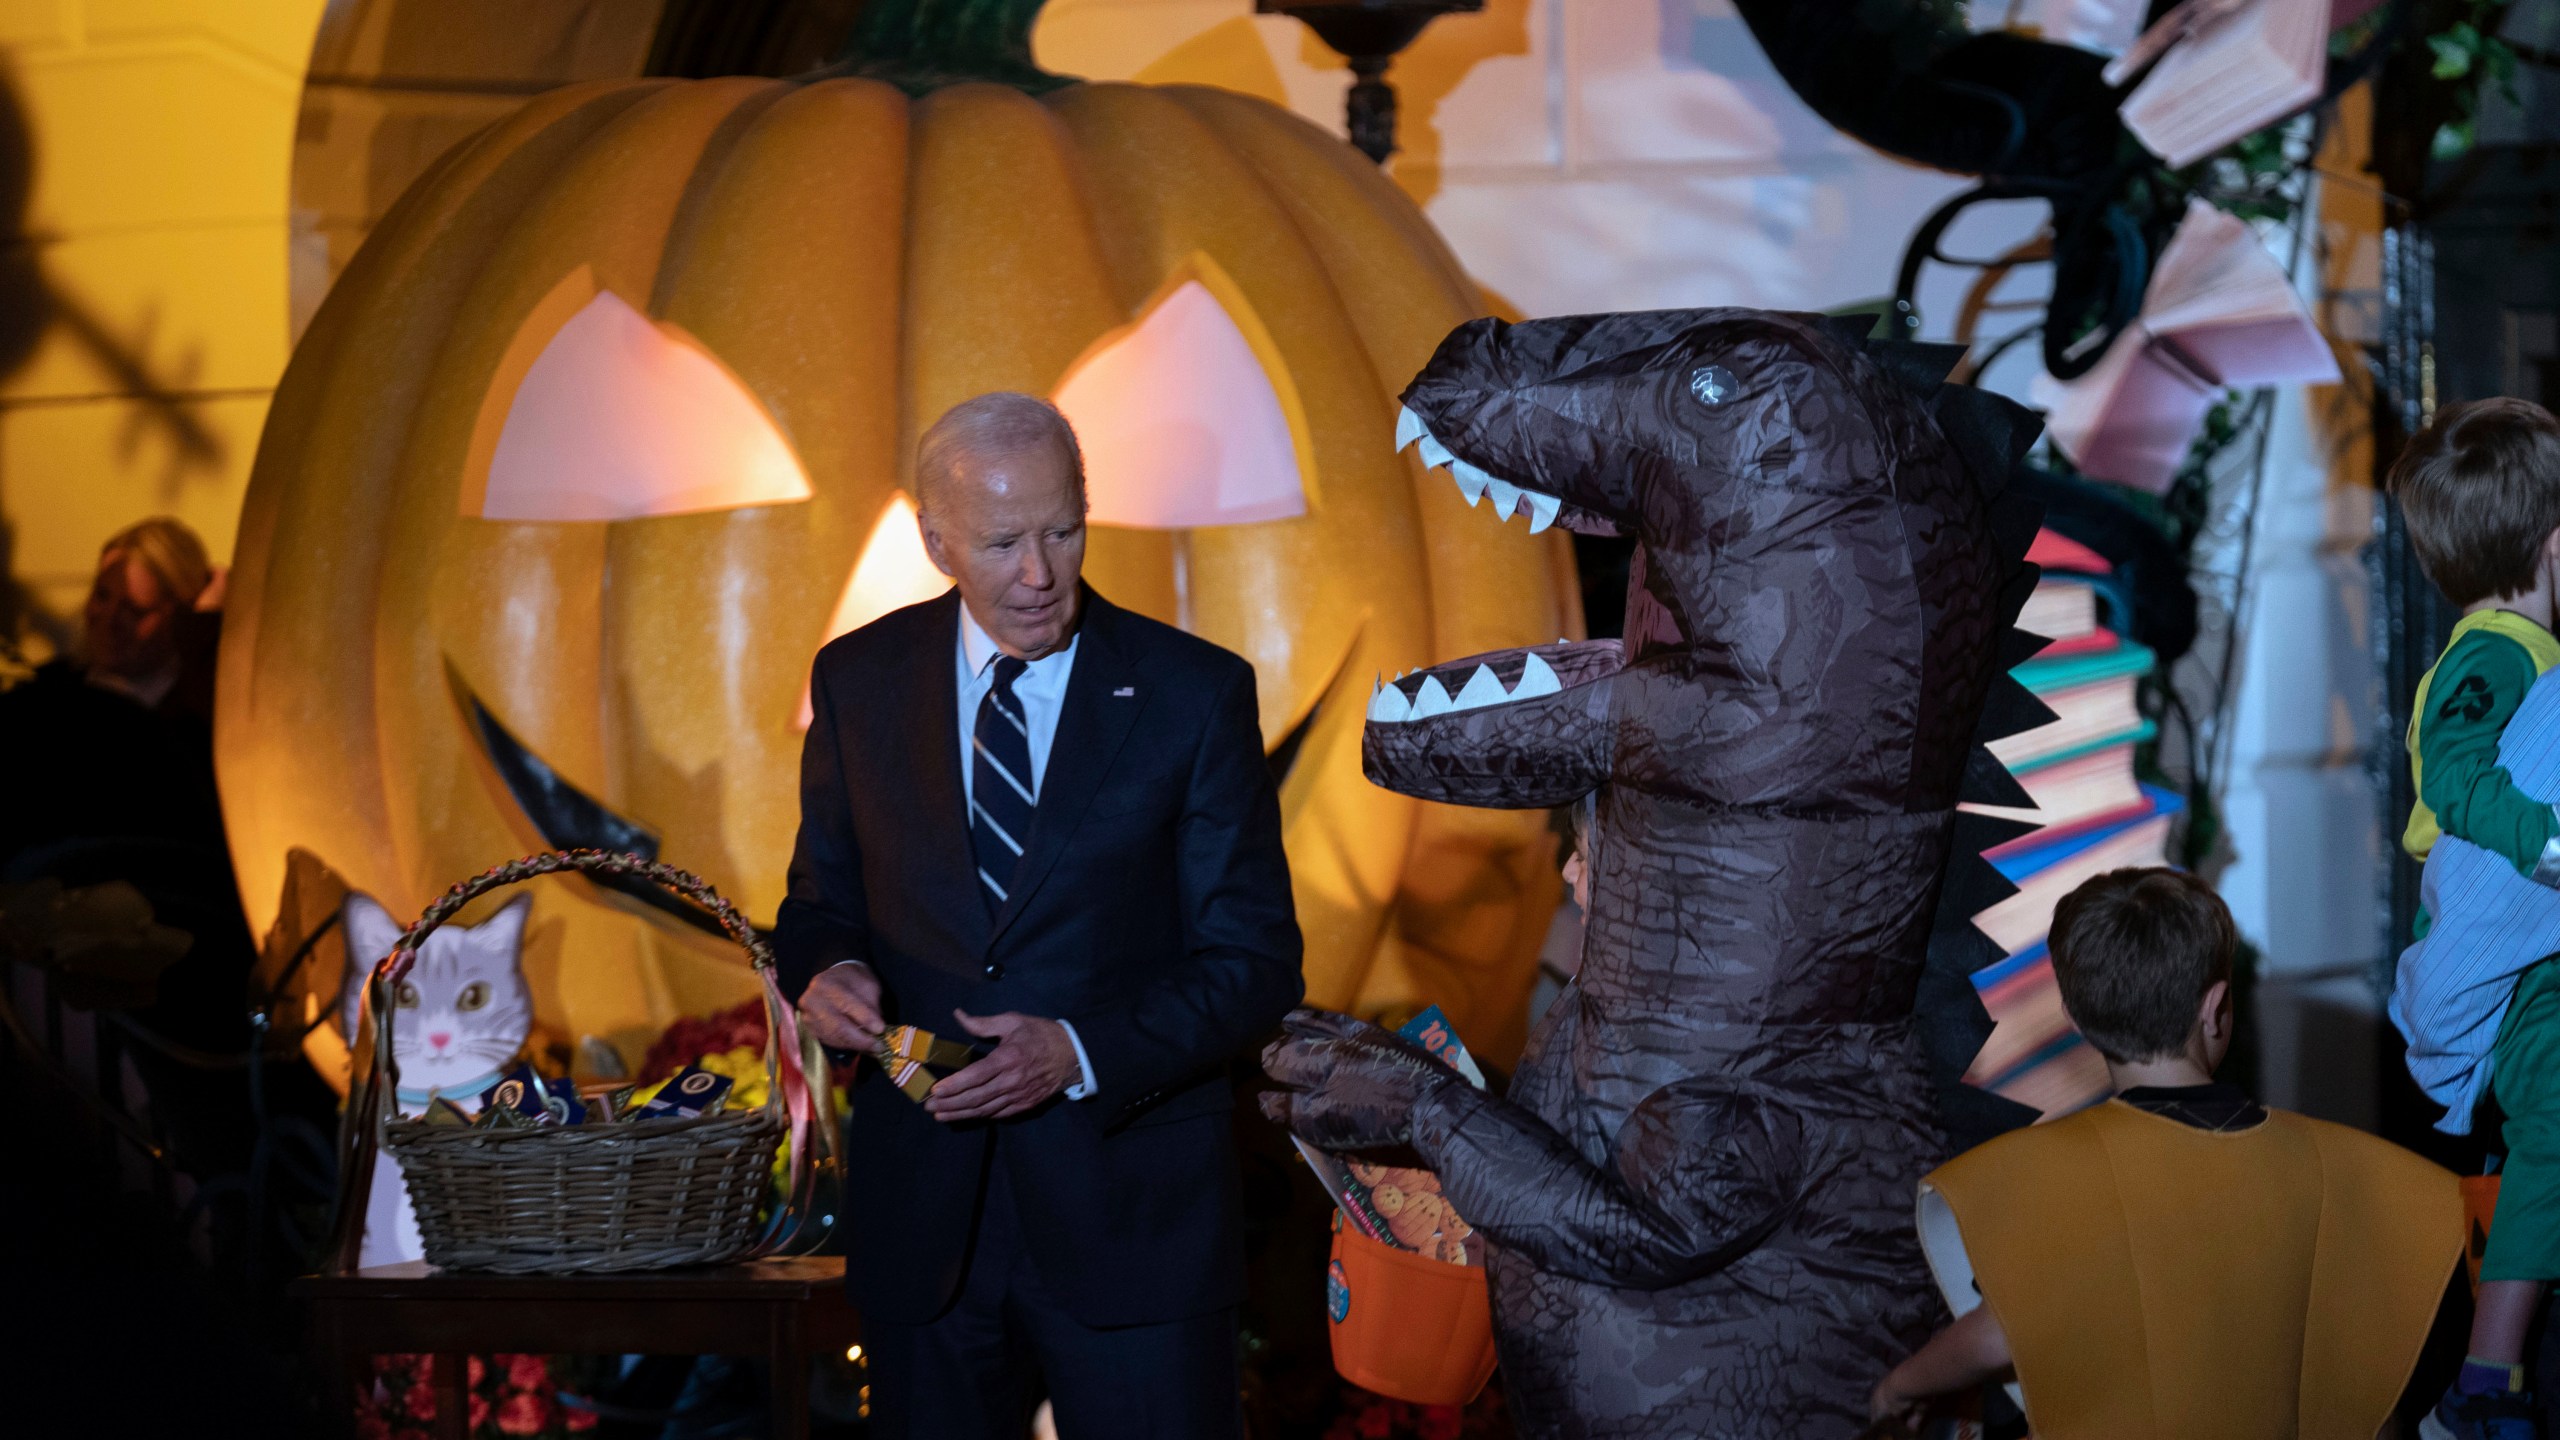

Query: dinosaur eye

[457,982,490,1012]
[395,982,420,1009]
[1689,366,1738,406]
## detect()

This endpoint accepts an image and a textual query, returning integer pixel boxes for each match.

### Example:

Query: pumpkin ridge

[646,80,799,320]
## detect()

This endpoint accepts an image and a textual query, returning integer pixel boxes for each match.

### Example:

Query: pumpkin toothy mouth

[462,685,742,939]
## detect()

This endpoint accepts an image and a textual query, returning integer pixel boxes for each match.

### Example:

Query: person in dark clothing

[1,516,250,1054]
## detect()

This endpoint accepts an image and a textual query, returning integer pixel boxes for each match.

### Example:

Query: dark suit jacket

[774,587,1304,1327]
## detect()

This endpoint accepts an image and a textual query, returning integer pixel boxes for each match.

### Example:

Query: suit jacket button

[984,962,1004,980]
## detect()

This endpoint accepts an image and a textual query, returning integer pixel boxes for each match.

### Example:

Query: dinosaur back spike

[1932,384,2044,499]
[1988,492,2045,569]
[1977,672,2059,746]
[1936,846,2027,925]
[1993,561,2042,631]
[1818,312,1884,350]
[1868,339,1969,397]
[2001,626,2058,670]
[1959,744,2037,810]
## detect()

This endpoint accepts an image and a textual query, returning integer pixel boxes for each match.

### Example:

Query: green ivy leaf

[2429,30,2475,81]
[2433,117,2477,161]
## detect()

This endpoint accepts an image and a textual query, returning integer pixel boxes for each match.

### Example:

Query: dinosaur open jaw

[1366,639,1623,724]
[1395,407,1620,536]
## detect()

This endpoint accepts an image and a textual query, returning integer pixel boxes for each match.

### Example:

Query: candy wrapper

[635,1064,734,1120]
[1294,1006,1488,1266]
[478,1064,556,1127]
[872,1024,988,1103]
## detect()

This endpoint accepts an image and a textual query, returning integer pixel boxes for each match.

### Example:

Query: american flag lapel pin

[1113,686,1136,697]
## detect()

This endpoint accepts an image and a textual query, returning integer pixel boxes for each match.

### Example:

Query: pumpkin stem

[829,0,1072,95]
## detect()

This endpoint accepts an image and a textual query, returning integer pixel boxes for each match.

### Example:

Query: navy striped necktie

[969,655,1036,914]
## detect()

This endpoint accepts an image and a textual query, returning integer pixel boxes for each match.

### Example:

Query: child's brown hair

[2386,397,2560,606]
[2048,868,2235,1064]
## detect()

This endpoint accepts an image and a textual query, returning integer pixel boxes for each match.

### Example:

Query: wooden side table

[294,1257,861,1439]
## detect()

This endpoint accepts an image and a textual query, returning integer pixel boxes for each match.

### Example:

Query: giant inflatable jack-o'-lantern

[216,0,1577,1080]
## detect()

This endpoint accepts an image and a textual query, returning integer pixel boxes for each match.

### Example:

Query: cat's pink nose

[428,1032,451,1050]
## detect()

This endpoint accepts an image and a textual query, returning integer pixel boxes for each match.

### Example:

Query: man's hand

[924,1009,1081,1122]
[798,961,885,1051]
[1258,1007,1455,1151]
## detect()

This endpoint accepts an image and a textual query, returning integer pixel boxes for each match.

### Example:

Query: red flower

[355,1415,391,1440]
[504,1354,551,1390]
[470,1393,491,1431]
[1419,1405,1463,1440]
[467,1356,486,1387]
[1356,1403,1394,1439]
[496,1389,553,1436]
[639,1000,767,1082]
[563,1401,599,1432]
[400,1378,434,1417]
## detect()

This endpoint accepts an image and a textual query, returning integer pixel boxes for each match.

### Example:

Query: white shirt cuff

[1057,1018,1098,1100]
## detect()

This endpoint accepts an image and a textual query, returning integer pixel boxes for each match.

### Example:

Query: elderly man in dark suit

[776,391,1303,1439]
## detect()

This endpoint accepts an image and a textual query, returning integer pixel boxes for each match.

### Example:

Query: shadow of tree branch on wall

[0,53,230,665]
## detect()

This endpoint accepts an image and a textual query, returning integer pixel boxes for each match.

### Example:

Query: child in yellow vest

[2387,398,2560,1439]
[1869,868,2460,1439]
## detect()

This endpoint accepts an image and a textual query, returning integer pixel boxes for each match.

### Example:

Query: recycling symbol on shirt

[2442,673,2498,724]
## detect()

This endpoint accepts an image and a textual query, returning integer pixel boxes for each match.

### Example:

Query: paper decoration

[2108,0,2328,167]
[2045,200,2340,494]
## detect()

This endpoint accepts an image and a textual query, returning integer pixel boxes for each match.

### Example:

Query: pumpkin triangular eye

[469,272,814,521]
[1053,259,1310,529]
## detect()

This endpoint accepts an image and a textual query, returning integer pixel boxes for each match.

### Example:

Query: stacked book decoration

[1954,532,2181,1119]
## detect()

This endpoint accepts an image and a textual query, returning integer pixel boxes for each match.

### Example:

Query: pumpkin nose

[428,1031,452,1050]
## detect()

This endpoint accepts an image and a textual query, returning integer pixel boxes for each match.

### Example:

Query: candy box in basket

[635,1064,735,1120]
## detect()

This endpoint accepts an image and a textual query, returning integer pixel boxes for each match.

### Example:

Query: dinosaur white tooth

[1416,434,1454,469]
[1395,406,1427,451]
[1452,663,1508,710]
[1449,461,1489,506]
[1486,478,1522,519]
[1409,673,1455,720]
[1512,651,1562,700]
[1368,680,1413,724]
[1525,491,1561,534]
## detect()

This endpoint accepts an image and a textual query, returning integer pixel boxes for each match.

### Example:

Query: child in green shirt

[2391,396,2560,1440]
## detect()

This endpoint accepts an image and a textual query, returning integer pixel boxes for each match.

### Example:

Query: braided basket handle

[331,850,821,1272]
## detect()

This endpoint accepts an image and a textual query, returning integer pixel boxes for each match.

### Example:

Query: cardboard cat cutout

[1264,308,2047,1435]
[338,892,533,1266]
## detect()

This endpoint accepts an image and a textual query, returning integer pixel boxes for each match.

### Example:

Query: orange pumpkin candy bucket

[1324,1213,1500,1406]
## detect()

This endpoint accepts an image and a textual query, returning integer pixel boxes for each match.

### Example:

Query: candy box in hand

[1295,1005,1488,1267]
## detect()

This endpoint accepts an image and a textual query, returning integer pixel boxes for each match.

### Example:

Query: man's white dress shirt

[955,604,1097,1100]
[822,602,1101,1100]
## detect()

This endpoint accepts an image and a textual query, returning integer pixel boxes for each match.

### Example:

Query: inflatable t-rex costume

[1263,308,2048,1435]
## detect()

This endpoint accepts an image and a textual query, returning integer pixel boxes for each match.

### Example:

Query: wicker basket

[346,850,825,1274]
